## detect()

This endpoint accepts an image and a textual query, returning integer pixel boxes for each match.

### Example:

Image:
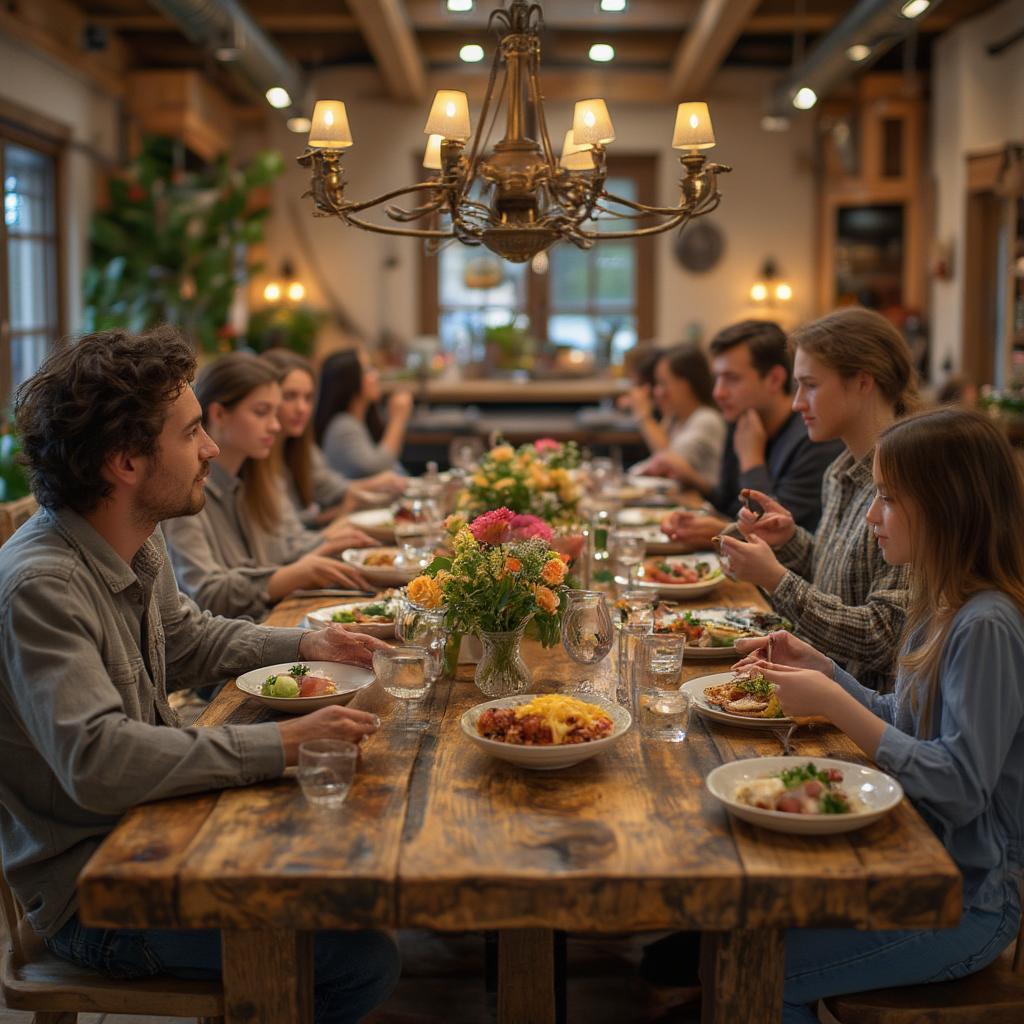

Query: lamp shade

[672,102,715,150]
[559,129,595,171]
[309,101,353,149]
[423,133,443,170]
[424,90,471,141]
[572,99,615,146]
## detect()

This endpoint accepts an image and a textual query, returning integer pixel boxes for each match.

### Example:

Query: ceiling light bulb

[792,87,817,111]
[263,282,282,303]
[287,281,305,302]
[750,282,768,303]
[900,0,930,17]
[447,0,473,9]
[589,43,615,62]
[286,116,311,134]
[846,43,871,62]
[265,86,291,109]
[599,0,627,10]
[775,282,793,302]
[459,44,484,63]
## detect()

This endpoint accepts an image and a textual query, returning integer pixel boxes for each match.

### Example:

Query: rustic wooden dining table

[77,580,961,1024]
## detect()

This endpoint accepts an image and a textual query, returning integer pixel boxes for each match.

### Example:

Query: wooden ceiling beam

[407,0,698,30]
[93,14,359,34]
[426,67,671,105]
[668,0,761,98]
[347,0,426,102]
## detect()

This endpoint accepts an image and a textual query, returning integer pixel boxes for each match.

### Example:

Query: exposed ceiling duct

[147,0,306,116]
[766,0,944,121]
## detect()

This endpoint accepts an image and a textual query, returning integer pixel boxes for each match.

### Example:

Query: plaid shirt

[771,448,909,691]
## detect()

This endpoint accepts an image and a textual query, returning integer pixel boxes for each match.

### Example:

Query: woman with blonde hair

[163,352,373,619]
[261,349,404,527]
[736,408,1023,1019]
[716,307,916,690]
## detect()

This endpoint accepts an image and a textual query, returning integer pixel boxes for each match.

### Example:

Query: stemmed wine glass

[392,495,441,570]
[560,590,615,695]
[608,530,647,588]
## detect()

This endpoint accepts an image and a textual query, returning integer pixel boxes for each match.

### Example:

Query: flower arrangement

[407,508,569,647]
[456,439,582,526]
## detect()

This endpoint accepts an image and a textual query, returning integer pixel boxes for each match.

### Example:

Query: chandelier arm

[571,194,722,241]
[335,212,457,239]
[384,194,450,222]
[460,39,505,203]
[598,189,720,218]
[335,180,457,216]
[526,47,557,172]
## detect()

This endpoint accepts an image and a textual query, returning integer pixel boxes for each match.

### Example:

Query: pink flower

[469,507,515,545]
[534,438,561,453]
[508,513,554,542]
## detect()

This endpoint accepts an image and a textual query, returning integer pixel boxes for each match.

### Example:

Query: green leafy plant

[0,431,30,502]
[485,321,536,371]
[84,136,284,352]
[246,304,325,356]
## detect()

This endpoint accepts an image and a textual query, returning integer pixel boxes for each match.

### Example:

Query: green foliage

[484,322,535,370]
[0,432,30,502]
[246,304,325,356]
[83,137,285,352]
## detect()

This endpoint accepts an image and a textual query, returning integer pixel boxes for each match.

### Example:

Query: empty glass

[608,530,647,587]
[448,436,484,472]
[373,645,433,730]
[297,739,358,809]
[392,495,442,569]
[561,590,614,694]
[397,598,448,684]
[637,634,690,742]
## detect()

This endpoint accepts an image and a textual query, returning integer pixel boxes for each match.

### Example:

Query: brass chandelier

[298,0,731,264]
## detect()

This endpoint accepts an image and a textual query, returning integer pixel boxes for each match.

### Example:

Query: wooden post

[498,928,557,1024]
[221,929,313,1024]
[700,928,785,1024]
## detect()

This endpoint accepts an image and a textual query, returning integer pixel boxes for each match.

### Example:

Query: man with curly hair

[0,327,399,1023]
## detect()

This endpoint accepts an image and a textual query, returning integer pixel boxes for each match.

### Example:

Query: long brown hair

[791,307,919,416]
[661,342,715,407]
[195,352,282,533]
[877,408,1024,732]
[261,349,316,507]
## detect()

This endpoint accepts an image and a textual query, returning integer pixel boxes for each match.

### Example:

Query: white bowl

[341,547,421,586]
[461,694,632,770]
[303,598,397,638]
[682,671,793,728]
[235,660,375,715]
[706,756,904,835]
[345,508,396,543]
[630,552,724,599]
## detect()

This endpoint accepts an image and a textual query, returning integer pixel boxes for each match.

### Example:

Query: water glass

[397,599,448,683]
[637,634,690,742]
[561,590,614,694]
[608,530,646,586]
[297,739,358,809]
[373,645,433,700]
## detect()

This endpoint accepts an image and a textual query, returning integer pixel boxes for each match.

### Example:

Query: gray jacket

[0,507,301,937]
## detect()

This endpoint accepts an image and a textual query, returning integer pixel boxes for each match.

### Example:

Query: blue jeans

[783,888,1021,1023]
[45,915,400,1024]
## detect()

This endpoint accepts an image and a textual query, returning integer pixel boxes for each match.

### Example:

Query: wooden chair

[825,910,1024,1024]
[0,495,37,547]
[1,864,224,1023]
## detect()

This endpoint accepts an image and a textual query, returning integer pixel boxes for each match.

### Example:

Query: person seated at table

[718,307,914,691]
[261,348,406,527]
[617,344,661,413]
[661,320,843,549]
[315,348,413,479]
[736,407,1024,1022]
[625,342,727,491]
[163,352,375,620]
[0,327,399,1023]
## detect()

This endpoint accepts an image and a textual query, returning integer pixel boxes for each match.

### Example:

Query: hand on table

[754,663,842,720]
[277,704,381,765]
[717,533,786,591]
[660,510,724,549]
[645,451,695,484]
[299,623,391,669]
[736,488,796,547]
[319,524,377,549]
[734,629,831,675]
[291,553,371,592]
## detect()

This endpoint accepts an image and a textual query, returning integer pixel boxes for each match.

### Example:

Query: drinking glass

[297,739,358,809]
[397,598,448,684]
[608,530,647,587]
[448,436,484,472]
[392,495,441,569]
[560,590,614,694]
[373,646,433,730]
[636,634,690,742]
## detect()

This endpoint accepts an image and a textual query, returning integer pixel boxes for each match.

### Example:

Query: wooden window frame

[419,153,656,343]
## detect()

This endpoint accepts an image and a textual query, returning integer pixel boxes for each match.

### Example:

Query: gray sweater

[322,412,402,479]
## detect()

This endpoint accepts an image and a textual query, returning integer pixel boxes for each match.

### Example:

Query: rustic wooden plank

[497,929,557,1024]
[221,929,312,1024]
[700,928,785,1024]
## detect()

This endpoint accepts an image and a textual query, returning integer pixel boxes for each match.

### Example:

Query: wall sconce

[263,261,306,304]
[750,259,792,305]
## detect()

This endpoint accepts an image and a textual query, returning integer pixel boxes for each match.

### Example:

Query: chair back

[0,862,28,968]
[0,495,36,547]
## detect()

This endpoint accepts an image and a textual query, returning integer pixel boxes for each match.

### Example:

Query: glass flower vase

[474,622,532,698]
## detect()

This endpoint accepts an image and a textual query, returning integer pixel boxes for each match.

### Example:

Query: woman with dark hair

[315,349,413,479]
[262,349,405,526]
[628,342,726,491]
[163,352,373,619]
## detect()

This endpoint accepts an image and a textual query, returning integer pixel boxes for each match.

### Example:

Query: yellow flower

[472,473,489,487]
[445,513,466,534]
[495,476,516,490]
[541,559,567,585]
[453,527,479,556]
[435,569,453,587]
[407,576,443,609]
[490,444,515,463]
[535,585,559,614]
[550,467,569,486]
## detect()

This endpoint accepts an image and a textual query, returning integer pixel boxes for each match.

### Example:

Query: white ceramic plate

[654,606,773,661]
[345,508,396,543]
[706,756,904,835]
[235,660,375,715]
[461,694,632,770]
[617,506,670,527]
[683,672,793,728]
[628,523,686,554]
[631,474,677,493]
[631,552,724,599]
[341,547,421,586]
[303,597,398,638]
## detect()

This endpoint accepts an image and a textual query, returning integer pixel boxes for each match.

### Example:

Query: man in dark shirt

[662,320,843,549]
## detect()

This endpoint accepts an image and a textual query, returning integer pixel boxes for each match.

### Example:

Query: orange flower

[504,557,522,573]
[535,585,559,614]
[541,558,567,585]
[407,575,443,609]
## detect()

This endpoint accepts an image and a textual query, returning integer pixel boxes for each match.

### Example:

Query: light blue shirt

[832,590,1024,913]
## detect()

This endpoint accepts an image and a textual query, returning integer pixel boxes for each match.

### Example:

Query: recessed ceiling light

[900,0,930,17]
[265,86,291,109]
[286,116,312,134]
[447,0,474,11]
[599,0,628,11]
[792,86,817,110]
[589,43,615,62]
[846,43,871,62]
[459,43,484,62]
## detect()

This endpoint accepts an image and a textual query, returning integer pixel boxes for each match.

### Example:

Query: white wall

[931,0,1024,376]
[262,68,817,354]
[0,35,120,334]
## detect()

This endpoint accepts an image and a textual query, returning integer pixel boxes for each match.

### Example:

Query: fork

[773,722,798,755]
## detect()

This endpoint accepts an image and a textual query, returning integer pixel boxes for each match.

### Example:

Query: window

[1,128,62,399]
[420,155,655,362]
